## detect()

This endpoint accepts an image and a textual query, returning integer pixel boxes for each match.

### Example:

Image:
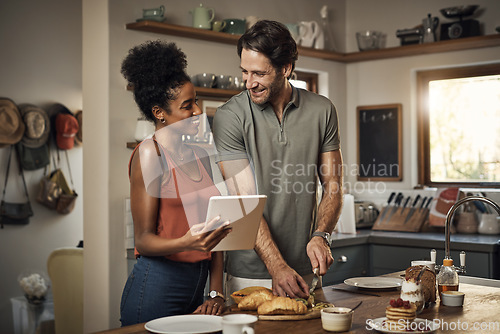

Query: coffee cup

[142,5,164,19]
[212,20,226,32]
[411,260,435,272]
[285,23,300,42]
[222,314,257,334]
[223,19,246,35]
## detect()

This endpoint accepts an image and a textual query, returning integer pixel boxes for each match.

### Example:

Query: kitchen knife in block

[404,195,421,224]
[384,192,404,223]
[377,192,396,223]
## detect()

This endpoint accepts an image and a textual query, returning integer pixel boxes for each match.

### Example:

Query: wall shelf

[126,21,500,63]
[127,84,242,99]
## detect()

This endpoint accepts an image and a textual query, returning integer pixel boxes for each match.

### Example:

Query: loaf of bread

[405,265,436,303]
[238,289,275,311]
[231,286,272,305]
[257,296,307,315]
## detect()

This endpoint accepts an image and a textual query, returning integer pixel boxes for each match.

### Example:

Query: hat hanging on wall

[74,110,82,145]
[0,97,25,148]
[55,113,79,150]
[19,103,51,148]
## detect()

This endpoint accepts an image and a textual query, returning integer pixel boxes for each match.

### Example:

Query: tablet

[206,195,267,251]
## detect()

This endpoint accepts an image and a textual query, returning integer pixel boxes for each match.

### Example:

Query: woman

[119,40,231,326]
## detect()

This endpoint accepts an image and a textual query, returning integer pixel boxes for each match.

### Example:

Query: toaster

[354,201,379,228]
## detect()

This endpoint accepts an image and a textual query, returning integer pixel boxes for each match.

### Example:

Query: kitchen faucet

[431,195,500,274]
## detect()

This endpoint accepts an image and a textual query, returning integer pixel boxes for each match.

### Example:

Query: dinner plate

[367,317,438,333]
[144,314,222,334]
[344,277,402,289]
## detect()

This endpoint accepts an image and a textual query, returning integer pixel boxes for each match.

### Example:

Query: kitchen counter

[94,273,500,334]
[331,229,500,252]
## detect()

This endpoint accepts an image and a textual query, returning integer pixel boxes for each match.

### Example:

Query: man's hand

[306,236,334,276]
[270,264,310,299]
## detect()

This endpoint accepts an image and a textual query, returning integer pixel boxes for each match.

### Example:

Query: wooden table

[94,275,500,333]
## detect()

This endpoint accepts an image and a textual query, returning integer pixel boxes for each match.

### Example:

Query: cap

[442,259,453,266]
[56,113,79,150]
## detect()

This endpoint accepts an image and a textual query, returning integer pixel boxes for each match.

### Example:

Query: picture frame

[357,104,402,181]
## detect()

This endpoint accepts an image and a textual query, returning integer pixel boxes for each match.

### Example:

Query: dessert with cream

[400,278,425,313]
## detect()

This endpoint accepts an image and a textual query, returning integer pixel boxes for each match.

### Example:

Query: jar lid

[443,258,453,266]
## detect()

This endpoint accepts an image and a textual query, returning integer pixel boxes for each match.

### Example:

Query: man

[213,20,343,299]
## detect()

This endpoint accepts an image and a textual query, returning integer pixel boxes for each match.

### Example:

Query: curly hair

[237,20,298,76]
[121,40,190,122]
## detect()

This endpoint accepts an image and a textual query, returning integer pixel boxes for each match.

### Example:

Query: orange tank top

[129,140,220,263]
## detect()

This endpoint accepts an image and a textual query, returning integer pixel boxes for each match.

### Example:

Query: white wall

[0,0,82,333]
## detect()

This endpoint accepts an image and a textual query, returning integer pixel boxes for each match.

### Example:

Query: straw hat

[0,98,25,147]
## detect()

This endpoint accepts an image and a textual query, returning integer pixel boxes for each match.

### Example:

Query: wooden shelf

[126,21,500,63]
[127,83,241,99]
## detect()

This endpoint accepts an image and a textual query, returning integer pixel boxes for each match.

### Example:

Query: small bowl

[356,30,381,51]
[321,307,353,332]
[441,291,465,307]
[194,73,215,88]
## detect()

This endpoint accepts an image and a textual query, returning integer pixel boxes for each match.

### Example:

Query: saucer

[136,16,165,22]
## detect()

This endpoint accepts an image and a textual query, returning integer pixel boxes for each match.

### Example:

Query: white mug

[411,260,435,272]
[222,314,257,334]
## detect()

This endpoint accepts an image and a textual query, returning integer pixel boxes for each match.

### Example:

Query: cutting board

[227,305,321,321]
[258,308,321,320]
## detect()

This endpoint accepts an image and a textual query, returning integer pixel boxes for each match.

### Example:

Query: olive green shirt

[213,86,340,278]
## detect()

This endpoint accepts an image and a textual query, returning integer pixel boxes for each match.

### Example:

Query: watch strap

[312,231,332,247]
[209,290,225,301]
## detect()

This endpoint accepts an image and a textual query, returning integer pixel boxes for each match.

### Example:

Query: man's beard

[250,74,285,106]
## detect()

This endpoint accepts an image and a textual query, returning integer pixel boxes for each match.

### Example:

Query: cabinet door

[370,245,492,278]
[323,245,368,286]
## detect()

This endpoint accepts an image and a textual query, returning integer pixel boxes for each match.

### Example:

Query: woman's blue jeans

[120,256,209,326]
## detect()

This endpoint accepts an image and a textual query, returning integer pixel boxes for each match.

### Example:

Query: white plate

[145,314,222,334]
[367,317,438,333]
[344,277,402,289]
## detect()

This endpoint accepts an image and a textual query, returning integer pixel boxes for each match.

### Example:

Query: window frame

[293,70,318,93]
[417,62,500,188]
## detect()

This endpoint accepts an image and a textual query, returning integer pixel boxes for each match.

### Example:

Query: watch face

[209,291,216,298]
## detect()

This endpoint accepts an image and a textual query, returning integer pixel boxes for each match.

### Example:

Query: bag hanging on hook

[0,147,34,228]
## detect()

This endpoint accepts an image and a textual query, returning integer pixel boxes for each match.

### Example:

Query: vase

[27,301,45,334]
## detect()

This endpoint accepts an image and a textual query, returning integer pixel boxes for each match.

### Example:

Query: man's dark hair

[237,20,298,76]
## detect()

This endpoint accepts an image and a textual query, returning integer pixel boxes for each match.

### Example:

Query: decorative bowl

[356,30,382,51]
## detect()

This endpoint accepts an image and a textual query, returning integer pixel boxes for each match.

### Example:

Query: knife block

[372,206,429,232]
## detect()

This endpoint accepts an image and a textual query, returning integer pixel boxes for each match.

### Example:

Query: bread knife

[309,268,320,294]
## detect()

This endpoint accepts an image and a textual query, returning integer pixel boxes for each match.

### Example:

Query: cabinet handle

[337,255,348,263]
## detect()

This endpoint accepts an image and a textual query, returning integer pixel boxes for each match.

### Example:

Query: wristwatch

[208,290,225,301]
[312,231,332,248]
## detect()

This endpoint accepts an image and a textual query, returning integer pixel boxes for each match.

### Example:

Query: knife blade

[400,196,412,215]
[384,192,404,223]
[378,192,396,223]
[309,268,320,294]
[404,195,421,224]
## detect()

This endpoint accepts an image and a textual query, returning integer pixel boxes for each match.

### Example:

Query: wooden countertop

[94,274,500,334]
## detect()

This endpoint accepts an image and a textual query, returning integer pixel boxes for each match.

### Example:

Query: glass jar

[437,258,459,304]
[400,278,424,314]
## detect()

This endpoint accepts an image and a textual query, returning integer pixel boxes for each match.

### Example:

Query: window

[290,71,318,93]
[417,63,500,187]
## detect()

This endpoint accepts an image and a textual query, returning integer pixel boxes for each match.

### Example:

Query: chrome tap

[439,195,500,274]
